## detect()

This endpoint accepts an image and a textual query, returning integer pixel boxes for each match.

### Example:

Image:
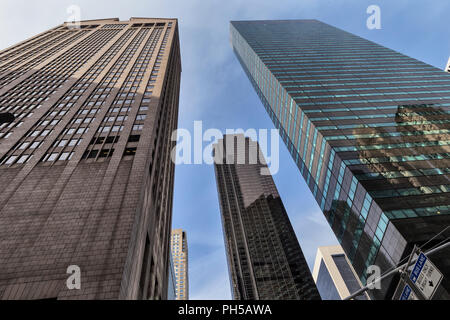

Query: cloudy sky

[1,0,448,300]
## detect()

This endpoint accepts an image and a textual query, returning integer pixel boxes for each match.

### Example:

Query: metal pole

[391,245,417,300]
[344,241,450,300]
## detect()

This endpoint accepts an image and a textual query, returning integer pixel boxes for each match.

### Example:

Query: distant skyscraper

[213,134,320,300]
[167,254,177,300]
[231,19,450,299]
[312,245,369,300]
[0,18,181,300]
[170,229,189,300]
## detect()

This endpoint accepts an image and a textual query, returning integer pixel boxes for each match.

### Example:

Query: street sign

[409,252,443,299]
[400,284,418,300]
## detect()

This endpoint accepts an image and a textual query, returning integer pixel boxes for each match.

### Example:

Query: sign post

[409,252,443,300]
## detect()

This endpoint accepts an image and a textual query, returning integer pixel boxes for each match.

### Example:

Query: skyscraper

[170,229,189,300]
[213,134,320,300]
[231,19,450,299]
[312,245,369,300]
[0,17,181,300]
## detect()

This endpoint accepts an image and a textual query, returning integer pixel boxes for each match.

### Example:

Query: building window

[16,155,30,164]
[124,148,136,156]
[128,135,140,142]
[99,149,114,158]
[5,156,17,165]
[59,152,71,161]
[47,153,59,162]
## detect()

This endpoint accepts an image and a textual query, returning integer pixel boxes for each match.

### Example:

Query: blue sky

[0,0,448,300]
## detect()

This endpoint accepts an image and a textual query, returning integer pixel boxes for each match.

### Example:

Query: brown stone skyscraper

[213,134,320,300]
[0,18,181,300]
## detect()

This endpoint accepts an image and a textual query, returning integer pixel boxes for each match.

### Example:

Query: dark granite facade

[214,134,320,300]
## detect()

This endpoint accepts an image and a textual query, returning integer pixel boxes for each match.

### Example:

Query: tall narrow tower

[230,19,450,299]
[213,134,320,300]
[170,229,189,300]
[0,17,181,300]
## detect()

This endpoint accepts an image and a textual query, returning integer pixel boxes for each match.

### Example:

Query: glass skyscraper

[214,134,320,300]
[231,19,450,299]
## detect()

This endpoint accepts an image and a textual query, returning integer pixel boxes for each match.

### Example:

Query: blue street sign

[408,252,443,299]
[410,253,427,283]
[400,285,413,300]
